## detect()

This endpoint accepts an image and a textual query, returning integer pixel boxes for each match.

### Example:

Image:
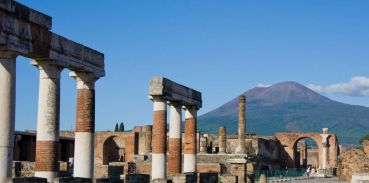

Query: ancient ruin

[149,77,202,180]
[1,1,353,183]
[0,1,104,182]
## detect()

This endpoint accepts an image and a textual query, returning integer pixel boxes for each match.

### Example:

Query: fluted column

[168,102,182,175]
[70,72,98,178]
[0,52,16,183]
[33,61,63,183]
[183,106,197,173]
[151,97,167,180]
[219,126,227,154]
[235,95,246,154]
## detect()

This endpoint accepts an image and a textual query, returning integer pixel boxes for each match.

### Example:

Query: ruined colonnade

[0,1,105,182]
[149,77,202,180]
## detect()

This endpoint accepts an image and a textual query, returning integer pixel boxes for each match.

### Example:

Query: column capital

[69,71,99,90]
[31,60,63,79]
[168,101,182,107]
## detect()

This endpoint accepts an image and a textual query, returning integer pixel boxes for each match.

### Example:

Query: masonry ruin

[1,1,345,183]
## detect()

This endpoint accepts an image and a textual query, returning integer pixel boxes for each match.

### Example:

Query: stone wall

[337,148,369,180]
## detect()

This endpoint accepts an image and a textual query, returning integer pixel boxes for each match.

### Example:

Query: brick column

[235,95,246,154]
[151,97,167,180]
[70,72,98,178]
[168,102,182,175]
[219,126,227,154]
[33,61,63,183]
[183,106,197,173]
[0,52,16,183]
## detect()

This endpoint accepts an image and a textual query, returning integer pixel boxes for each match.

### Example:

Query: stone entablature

[0,1,105,182]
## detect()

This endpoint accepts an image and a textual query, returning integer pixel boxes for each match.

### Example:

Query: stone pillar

[219,126,227,154]
[33,61,63,183]
[199,136,207,153]
[151,97,167,180]
[168,102,182,175]
[0,52,16,183]
[70,72,98,178]
[183,106,197,173]
[236,95,246,154]
[320,128,330,170]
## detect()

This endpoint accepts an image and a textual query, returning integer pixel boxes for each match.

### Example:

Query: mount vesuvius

[197,81,369,145]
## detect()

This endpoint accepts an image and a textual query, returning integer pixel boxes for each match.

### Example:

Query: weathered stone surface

[337,148,369,180]
[0,1,52,29]
[149,77,202,108]
[196,163,221,173]
[219,175,237,183]
[0,2,105,77]
[258,174,267,183]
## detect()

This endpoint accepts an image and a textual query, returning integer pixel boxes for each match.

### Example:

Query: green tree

[119,122,124,132]
[359,134,369,144]
[114,123,118,132]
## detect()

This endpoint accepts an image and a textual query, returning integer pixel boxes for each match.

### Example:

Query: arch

[103,136,125,165]
[276,132,325,168]
[292,137,320,169]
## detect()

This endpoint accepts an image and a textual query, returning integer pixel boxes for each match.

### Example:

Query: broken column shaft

[235,95,246,154]
[219,126,227,154]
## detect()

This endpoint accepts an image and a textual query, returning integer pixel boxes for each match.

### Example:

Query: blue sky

[15,0,369,131]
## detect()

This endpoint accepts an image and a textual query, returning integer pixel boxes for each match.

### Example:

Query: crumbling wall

[337,148,369,180]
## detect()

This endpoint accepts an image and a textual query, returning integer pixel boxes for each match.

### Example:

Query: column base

[183,154,196,173]
[152,153,166,180]
[73,132,94,178]
[35,171,58,183]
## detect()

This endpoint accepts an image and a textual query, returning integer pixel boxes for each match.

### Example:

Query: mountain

[197,81,369,145]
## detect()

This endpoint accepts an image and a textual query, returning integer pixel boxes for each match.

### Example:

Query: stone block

[351,174,369,183]
[149,77,202,108]
[258,174,267,183]
[11,177,47,183]
[54,177,92,183]
[219,175,237,183]
[125,174,150,183]
[172,175,186,183]
[199,173,218,183]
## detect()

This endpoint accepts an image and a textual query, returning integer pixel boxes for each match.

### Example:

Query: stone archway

[276,132,339,169]
[292,137,321,169]
[103,136,125,165]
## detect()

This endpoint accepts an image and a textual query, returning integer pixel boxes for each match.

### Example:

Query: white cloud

[307,76,369,96]
[256,83,272,88]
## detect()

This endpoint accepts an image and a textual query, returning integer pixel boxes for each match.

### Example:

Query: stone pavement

[284,177,349,183]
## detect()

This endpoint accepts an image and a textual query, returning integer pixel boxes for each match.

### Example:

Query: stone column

[235,95,246,154]
[183,106,197,173]
[219,126,227,154]
[33,61,63,183]
[151,97,167,180]
[320,128,330,170]
[168,102,182,175]
[70,72,98,178]
[0,52,16,183]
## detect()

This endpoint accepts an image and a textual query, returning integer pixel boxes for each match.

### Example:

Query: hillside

[197,82,369,145]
